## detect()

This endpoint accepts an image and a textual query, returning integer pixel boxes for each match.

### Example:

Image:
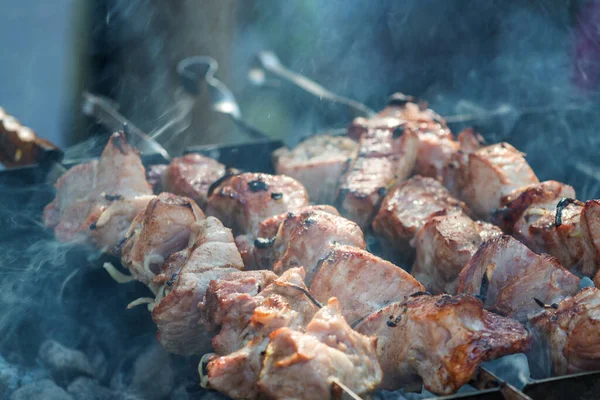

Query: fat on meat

[273,135,358,204]
[309,244,424,325]
[205,172,309,236]
[412,212,501,294]
[120,193,205,291]
[354,293,532,394]
[150,216,244,355]
[258,298,382,400]
[458,235,580,322]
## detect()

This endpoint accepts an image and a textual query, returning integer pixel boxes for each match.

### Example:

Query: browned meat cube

[205,172,309,235]
[336,127,419,229]
[161,153,226,208]
[530,287,600,375]
[355,293,532,394]
[458,236,580,322]
[449,142,539,219]
[149,217,244,355]
[43,132,153,246]
[257,298,382,400]
[372,176,469,253]
[309,244,424,324]
[273,135,358,204]
[442,128,485,197]
[120,193,205,290]
[412,212,501,294]
[412,121,459,180]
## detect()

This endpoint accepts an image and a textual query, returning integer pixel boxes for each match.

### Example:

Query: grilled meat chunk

[120,193,205,291]
[273,135,358,204]
[258,298,382,400]
[206,268,318,399]
[206,172,309,235]
[150,217,244,355]
[530,287,600,375]
[442,128,485,197]
[336,127,419,229]
[355,293,532,394]
[448,142,539,219]
[43,132,153,246]
[412,212,502,294]
[458,236,580,322]
[162,154,227,208]
[412,122,459,180]
[372,176,469,253]
[309,244,424,325]
[256,210,366,282]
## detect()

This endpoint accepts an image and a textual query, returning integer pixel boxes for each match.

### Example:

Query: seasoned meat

[449,142,539,219]
[458,236,580,322]
[309,244,424,324]
[120,193,205,291]
[273,135,358,204]
[530,287,600,375]
[150,217,244,355]
[412,212,502,294]
[206,268,318,399]
[162,153,227,208]
[43,132,153,245]
[355,293,532,394]
[205,172,309,235]
[372,176,469,253]
[336,127,419,229]
[259,210,366,282]
[258,298,382,400]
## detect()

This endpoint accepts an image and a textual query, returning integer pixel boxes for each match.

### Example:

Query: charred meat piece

[372,176,469,253]
[150,216,244,355]
[162,153,227,209]
[355,293,532,394]
[309,244,424,325]
[530,287,600,375]
[458,236,580,322]
[258,210,366,282]
[412,212,502,294]
[43,132,153,246]
[206,172,309,236]
[273,135,358,204]
[258,298,382,400]
[336,127,419,229]
[205,268,319,399]
[120,193,205,291]
[448,142,539,219]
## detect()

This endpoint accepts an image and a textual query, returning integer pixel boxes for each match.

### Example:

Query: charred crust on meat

[555,197,583,227]
[476,271,490,303]
[103,193,124,201]
[254,237,276,249]
[409,291,432,297]
[387,93,417,107]
[115,234,130,250]
[534,297,559,309]
[248,179,269,192]
[386,314,402,327]
[377,187,388,197]
[392,125,405,139]
[89,222,97,231]
[304,216,317,226]
[111,131,129,154]
[271,192,283,200]
[167,273,178,287]
[207,173,237,197]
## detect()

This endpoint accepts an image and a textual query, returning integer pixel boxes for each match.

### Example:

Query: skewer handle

[0,107,63,167]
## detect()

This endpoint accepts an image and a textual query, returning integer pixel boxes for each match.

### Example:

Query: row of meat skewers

[42,93,600,399]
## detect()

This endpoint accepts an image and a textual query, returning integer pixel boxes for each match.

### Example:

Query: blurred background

[1,0,600,187]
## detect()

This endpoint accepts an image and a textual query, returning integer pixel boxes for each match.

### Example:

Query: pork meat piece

[206,268,319,399]
[120,193,205,291]
[372,176,469,253]
[355,293,532,394]
[529,287,600,375]
[442,128,486,197]
[162,153,227,209]
[412,212,502,294]
[150,216,244,355]
[458,235,580,322]
[336,126,419,229]
[43,132,153,246]
[309,244,425,325]
[449,142,539,219]
[205,172,309,236]
[412,121,459,180]
[273,135,358,204]
[258,298,382,400]
[256,209,366,282]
